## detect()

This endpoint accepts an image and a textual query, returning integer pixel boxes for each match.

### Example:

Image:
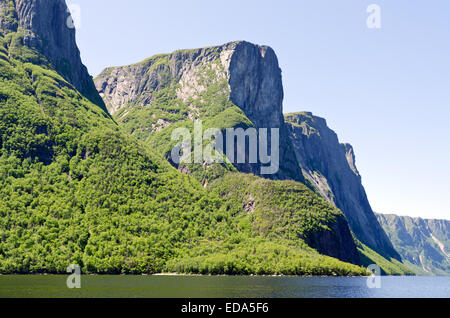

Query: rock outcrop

[0,0,105,109]
[228,43,301,181]
[95,40,410,263]
[95,41,303,182]
[377,213,449,275]
[285,112,401,260]
[95,40,408,264]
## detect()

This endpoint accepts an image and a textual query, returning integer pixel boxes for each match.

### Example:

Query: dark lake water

[0,275,448,298]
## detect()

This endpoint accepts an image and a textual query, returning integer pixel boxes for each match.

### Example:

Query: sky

[66,0,450,220]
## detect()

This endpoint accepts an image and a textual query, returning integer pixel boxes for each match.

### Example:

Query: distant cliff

[377,214,449,276]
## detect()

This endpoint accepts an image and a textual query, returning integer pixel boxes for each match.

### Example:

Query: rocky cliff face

[285,112,401,260]
[228,43,301,181]
[95,40,410,265]
[377,214,449,275]
[0,0,105,109]
[95,41,303,182]
[0,2,369,275]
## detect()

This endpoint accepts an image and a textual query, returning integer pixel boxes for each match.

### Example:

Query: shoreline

[0,273,373,278]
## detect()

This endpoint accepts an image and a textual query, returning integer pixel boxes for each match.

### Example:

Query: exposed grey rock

[95,41,303,182]
[96,45,230,116]
[228,42,302,182]
[95,40,404,262]
[377,213,449,275]
[229,43,283,131]
[0,0,402,272]
[0,0,106,110]
[285,112,401,260]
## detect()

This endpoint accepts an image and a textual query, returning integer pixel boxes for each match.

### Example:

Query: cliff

[0,2,368,274]
[0,0,106,109]
[285,112,401,260]
[95,41,408,266]
[95,41,302,182]
[377,214,449,275]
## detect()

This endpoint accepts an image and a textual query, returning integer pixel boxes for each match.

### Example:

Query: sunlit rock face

[95,41,303,182]
[0,0,105,109]
[285,112,401,260]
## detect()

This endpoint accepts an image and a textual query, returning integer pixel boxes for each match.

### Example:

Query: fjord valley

[0,0,367,276]
[377,214,449,276]
[95,39,412,275]
[0,0,440,278]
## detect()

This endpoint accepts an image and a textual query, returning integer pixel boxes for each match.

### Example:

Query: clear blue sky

[67,0,450,220]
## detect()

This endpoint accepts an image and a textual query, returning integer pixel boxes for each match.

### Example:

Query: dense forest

[0,28,374,276]
[0,0,417,276]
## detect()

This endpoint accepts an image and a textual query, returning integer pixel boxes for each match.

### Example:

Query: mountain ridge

[95,45,401,262]
[95,40,304,183]
[376,213,449,275]
[0,0,374,275]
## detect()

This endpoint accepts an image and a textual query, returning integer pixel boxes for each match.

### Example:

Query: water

[0,275,448,298]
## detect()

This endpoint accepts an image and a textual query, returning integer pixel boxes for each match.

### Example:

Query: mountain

[377,214,449,276]
[95,41,303,182]
[95,43,402,264]
[0,0,371,275]
[285,112,400,260]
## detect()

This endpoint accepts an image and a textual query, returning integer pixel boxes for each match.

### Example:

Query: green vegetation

[93,48,416,276]
[4,29,47,65]
[0,31,370,276]
[284,112,320,137]
[109,54,257,184]
[111,52,251,149]
[208,174,343,242]
[0,0,18,32]
[166,239,366,276]
[358,243,415,276]
[376,214,449,276]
